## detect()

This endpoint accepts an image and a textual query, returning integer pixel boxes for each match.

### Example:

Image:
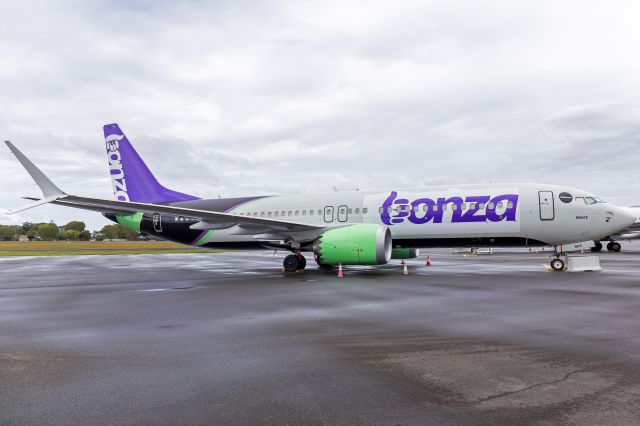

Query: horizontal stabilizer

[6,195,65,214]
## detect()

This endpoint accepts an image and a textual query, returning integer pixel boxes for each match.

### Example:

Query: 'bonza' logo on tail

[105,134,129,201]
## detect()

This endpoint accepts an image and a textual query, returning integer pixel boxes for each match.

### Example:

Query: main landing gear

[283,253,307,272]
[607,241,622,252]
[550,246,565,271]
[592,240,622,252]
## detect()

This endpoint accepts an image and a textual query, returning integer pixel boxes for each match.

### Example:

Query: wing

[4,141,327,242]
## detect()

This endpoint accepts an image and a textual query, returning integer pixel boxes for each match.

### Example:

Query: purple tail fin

[103,123,199,204]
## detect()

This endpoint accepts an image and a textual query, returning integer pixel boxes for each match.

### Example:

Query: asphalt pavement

[1,243,640,425]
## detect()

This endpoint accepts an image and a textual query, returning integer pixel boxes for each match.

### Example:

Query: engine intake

[313,224,392,266]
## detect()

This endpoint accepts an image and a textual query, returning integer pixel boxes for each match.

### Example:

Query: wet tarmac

[1,243,640,425]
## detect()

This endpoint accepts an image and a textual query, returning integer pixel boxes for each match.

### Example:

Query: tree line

[0,221,139,241]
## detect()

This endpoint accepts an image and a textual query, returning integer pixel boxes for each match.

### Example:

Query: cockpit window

[575,197,586,205]
[585,197,605,205]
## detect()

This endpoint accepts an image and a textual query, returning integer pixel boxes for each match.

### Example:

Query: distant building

[18,235,29,242]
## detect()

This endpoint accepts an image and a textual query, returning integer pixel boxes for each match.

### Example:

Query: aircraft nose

[609,206,637,230]
[619,207,638,228]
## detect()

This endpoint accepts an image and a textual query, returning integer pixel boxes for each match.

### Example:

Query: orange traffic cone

[402,262,409,275]
[426,256,431,267]
[338,263,343,278]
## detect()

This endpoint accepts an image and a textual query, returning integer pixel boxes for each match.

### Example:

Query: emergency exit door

[538,191,555,220]
[324,206,334,223]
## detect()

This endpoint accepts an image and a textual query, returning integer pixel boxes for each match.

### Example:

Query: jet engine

[391,248,419,259]
[312,224,392,266]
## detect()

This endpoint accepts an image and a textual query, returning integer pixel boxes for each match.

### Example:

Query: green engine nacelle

[391,248,419,259]
[313,224,392,266]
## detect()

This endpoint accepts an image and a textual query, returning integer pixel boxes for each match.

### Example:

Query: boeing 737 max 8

[4,123,636,272]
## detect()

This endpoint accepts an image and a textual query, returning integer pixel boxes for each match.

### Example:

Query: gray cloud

[1,0,639,230]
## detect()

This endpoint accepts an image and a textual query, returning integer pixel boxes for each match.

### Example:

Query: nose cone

[611,206,637,231]
[619,207,639,229]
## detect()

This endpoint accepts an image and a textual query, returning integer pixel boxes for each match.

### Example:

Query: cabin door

[538,191,555,220]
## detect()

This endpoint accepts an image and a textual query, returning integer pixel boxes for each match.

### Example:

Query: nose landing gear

[550,246,566,271]
[283,253,307,272]
[550,258,565,271]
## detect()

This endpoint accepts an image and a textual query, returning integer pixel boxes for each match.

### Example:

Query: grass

[0,241,223,256]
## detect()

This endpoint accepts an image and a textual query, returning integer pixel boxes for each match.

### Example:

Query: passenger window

[355,208,360,214]
[274,211,279,217]
[268,212,272,217]
[479,203,485,209]
[348,208,352,214]
[302,210,306,215]
[487,202,493,209]
[295,211,299,216]
[461,203,467,210]
[422,204,427,212]
[507,201,514,208]
[387,207,393,213]
[288,211,292,216]
[469,203,475,210]
[282,211,286,216]
[442,204,447,211]
[318,210,322,215]
[260,212,265,217]
[451,204,457,211]
[497,202,503,209]
[378,207,383,213]
[309,210,314,216]
[363,208,368,214]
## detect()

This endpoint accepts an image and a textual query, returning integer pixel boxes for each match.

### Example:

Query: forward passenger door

[539,191,554,220]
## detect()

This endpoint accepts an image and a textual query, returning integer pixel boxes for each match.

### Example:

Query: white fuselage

[191,183,634,248]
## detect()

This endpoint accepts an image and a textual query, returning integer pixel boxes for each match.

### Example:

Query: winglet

[5,141,65,198]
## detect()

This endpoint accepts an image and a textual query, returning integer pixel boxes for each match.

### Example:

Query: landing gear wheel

[591,241,602,252]
[606,242,613,251]
[297,255,307,270]
[283,254,300,272]
[609,242,621,252]
[550,258,565,271]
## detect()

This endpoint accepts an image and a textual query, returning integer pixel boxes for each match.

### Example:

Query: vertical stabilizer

[103,123,199,203]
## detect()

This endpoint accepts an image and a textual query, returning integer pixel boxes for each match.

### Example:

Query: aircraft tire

[283,254,300,272]
[550,258,565,271]
[591,241,603,252]
[610,242,622,252]
[297,255,307,270]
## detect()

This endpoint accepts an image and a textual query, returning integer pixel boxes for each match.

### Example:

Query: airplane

[4,123,636,272]
[592,206,640,252]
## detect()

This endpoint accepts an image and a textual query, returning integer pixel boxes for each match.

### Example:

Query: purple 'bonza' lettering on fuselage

[380,192,519,225]
[458,195,491,223]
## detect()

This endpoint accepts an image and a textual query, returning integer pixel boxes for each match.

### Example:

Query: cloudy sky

[1,0,639,230]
